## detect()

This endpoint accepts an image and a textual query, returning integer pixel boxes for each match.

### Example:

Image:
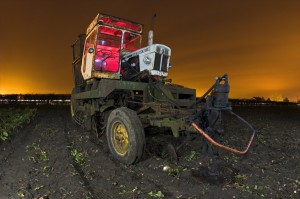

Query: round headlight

[143,56,151,65]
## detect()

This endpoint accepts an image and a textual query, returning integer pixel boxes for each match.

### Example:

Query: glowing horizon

[0,1,299,102]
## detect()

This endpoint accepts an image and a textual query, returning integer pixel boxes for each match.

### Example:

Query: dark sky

[1,0,300,101]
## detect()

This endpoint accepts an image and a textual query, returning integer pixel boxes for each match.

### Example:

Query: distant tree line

[0,94,71,101]
[230,97,296,106]
[0,94,297,106]
[252,96,290,102]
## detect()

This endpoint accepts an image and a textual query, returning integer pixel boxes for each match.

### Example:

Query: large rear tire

[106,107,145,164]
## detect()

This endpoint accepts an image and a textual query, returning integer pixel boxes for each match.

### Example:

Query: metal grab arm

[191,111,255,155]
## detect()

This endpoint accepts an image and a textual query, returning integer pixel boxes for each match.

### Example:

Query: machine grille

[153,53,168,72]
[161,55,168,72]
[154,53,161,71]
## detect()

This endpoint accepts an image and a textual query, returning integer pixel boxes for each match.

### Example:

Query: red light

[99,27,122,37]
[100,17,142,32]
[94,45,119,73]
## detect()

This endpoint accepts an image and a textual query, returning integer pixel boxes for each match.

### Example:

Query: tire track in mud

[1,108,99,198]
[1,106,298,198]
[61,109,216,198]
[33,106,300,199]
[63,129,98,198]
[63,122,113,199]
[81,132,177,198]
[66,122,176,198]
[0,113,46,198]
[89,128,211,198]
[0,119,37,166]
[115,159,174,197]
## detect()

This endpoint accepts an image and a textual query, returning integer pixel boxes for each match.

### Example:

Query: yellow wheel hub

[112,121,129,156]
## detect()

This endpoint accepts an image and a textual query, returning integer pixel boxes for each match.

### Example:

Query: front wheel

[106,107,145,164]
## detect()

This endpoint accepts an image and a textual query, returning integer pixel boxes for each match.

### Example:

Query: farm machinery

[71,14,255,164]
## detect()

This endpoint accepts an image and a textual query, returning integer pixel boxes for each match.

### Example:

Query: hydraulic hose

[191,110,255,155]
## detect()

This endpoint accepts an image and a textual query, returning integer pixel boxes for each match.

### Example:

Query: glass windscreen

[123,32,141,52]
[94,27,122,73]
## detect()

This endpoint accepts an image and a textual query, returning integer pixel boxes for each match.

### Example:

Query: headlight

[100,61,107,68]
[143,56,151,65]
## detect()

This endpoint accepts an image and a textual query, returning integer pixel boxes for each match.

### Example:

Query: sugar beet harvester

[71,14,255,164]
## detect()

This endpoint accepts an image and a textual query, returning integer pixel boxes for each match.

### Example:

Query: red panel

[101,16,142,32]
[99,27,122,36]
[94,45,120,73]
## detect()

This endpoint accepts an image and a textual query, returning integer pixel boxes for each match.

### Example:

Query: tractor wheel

[106,107,145,164]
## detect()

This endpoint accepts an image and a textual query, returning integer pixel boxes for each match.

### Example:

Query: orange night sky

[0,0,299,101]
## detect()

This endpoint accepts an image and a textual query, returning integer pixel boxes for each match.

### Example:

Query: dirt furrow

[0,108,86,198]
[0,105,299,198]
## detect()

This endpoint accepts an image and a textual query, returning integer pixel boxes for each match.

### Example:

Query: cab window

[94,27,122,73]
[123,32,141,52]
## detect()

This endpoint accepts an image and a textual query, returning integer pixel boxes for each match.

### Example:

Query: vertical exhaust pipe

[148,14,156,46]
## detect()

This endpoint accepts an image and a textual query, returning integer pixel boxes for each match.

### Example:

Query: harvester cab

[71,13,255,165]
[78,14,171,83]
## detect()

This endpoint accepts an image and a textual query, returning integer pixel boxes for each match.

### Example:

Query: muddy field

[0,105,299,199]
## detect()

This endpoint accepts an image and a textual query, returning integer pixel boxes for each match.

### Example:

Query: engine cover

[122,44,171,77]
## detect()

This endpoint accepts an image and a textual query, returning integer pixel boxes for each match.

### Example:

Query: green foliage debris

[148,190,164,198]
[71,149,86,165]
[26,142,48,163]
[167,166,185,177]
[0,107,37,141]
[186,151,197,161]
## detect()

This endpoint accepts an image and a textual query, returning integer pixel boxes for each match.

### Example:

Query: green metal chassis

[72,79,198,137]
